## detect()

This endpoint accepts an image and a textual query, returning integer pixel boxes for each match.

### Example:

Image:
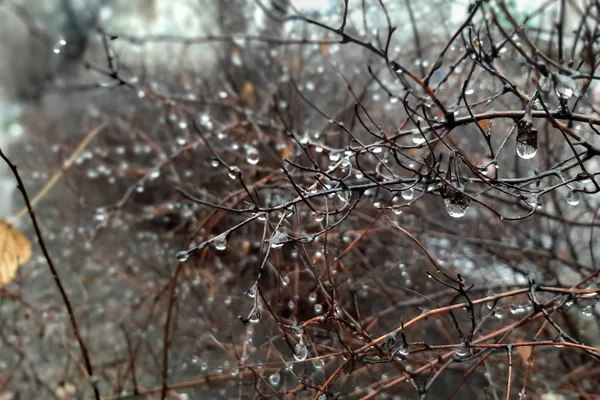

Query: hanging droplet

[246,145,259,165]
[148,168,160,180]
[293,342,308,361]
[336,189,351,204]
[312,358,325,369]
[581,305,593,317]
[268,372,281,386]
[516,118,538,159]
[397,344,410,357]
[248,305,261,323]
[176,251,189,262]
[553,335,565,348]
[554,74,578,100]
[246,284,257,298]
[566,189,580,206]
[401,188,414,200]
[308,292,317,303]
[411,131,426,144]
[213,234,227,251]
[442,187,470,218]
[312,212,324,222]
[453,343,469,357]
[268,230,288,249]
[228,166,241,180]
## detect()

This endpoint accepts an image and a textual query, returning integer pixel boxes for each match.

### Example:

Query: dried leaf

[240,82,257,105]
[514,339,533,366]
[0,219,32,287]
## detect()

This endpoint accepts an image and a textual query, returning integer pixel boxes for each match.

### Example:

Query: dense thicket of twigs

[1,0,600,399]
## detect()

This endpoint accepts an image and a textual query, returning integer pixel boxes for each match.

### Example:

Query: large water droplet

[293,342,308,361]
[554,74,578,100]
[213,234,227,251]
[516,119,538,159]
[566,189,580,206]
[246,145,259,165]
[453,343,469,358]
[443,188,470,218]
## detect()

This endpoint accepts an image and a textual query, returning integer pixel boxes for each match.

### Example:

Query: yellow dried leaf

[0,219,32,287]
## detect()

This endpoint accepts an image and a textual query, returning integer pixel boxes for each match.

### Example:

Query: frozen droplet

[176,251,189,262]
[293,342,308,361]
[401,188,414,200]
[411,131,426,144]
[213,234,227,251]
[566,189,580,206]
[269,372,281,386]
[246,146,259,165]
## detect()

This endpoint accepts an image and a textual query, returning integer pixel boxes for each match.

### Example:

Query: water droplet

[392,206,402,215]
[268,230,287,249]
[148,168,160,180]
[516,119,538,159]
[566,189,580,206]
[176,251,189,262]
[294,342,308,361]
[443,190,470,218]
[397,344,410,357]
[336,189,351,204]
[313,358,325,369]
[553,335,565,348]
[401,188,414,200]
[411,131,426,144]
[248,305,260,323]
[581,305,593,317]
[213,234,227,251]
[246,284,257,298]
[312,212,324,222]
[554,75,578,99]
[269,372,281,386]
[228,166,241,180]
[314,303,323,314]
[246,146,259,165]
[137,90,145,98]
[308,292,317,303]
[453,343,469,357]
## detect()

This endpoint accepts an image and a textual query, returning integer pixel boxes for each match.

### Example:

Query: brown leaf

[240,82,257,105]
[514,339,533,366]
[0,219,32,287]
